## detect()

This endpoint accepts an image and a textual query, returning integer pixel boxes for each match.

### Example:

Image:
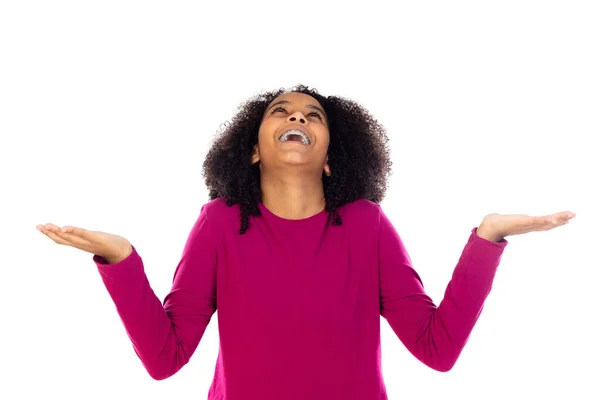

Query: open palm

[479,211,576,241]
[36,223,132,263]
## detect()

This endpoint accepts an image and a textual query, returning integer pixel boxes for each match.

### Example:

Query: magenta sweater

[94,198,507,399]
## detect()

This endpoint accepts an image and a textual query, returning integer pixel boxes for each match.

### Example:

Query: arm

[378,208,507,372]
[94,205,218,380]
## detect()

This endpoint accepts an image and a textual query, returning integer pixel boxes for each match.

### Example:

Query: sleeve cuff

[465,227,508,270]
[93,245,140,269]
[471,227,508,248]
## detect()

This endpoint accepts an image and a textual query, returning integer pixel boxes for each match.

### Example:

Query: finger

[43,223,62,232]
[52,229,91,248]
[38,223,88,247]
[61,225,95,240]
[555,211,576,221]
[547,212,575,225]
[533,210,572,223]
[42,229,72,246]
[37,224,64,237]
[546,211,576,219]
[537,213,573,231]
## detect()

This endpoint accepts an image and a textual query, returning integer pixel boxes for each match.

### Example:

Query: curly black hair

[202,84,392,234]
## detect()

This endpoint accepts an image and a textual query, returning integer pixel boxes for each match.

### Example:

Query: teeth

[279,130,311,145]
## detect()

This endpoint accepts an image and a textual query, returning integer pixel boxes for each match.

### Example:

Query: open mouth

[279,130,311,145]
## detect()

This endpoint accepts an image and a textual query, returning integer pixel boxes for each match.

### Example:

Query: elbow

[431,361,455,373]
[132,351,176,380]
[147,367,176,381]
[427,354,459,373]
[133,344,188,381]
[142,357,180,381]
[145,358,189,380]
[417,349,459,373]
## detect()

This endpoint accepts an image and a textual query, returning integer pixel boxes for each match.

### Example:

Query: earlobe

[250,145,260,165]
[323,155,331,176]
[324,163,331,177]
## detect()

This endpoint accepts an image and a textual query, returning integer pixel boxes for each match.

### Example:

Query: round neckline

[258,203,328,225]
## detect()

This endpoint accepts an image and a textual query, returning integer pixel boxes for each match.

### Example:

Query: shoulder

[337,199,383,230]
[187,198,241,241]
[338,198,382,217]
[202,197,235,212]
[200,198,240,225]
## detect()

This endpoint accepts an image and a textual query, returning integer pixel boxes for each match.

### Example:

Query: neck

[260,170,325,220]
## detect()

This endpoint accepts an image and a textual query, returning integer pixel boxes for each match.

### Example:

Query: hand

[476,211,576,242]
[36,223,133,264]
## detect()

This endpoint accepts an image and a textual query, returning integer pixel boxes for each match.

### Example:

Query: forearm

[420,230,506,367]
[95,247,197,380]
[382,228,507,372]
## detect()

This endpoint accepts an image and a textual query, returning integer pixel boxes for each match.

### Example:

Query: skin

[251,91,332,220]
[36,91,577,261]
[36,211,575,264]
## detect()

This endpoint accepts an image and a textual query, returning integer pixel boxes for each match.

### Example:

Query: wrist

[476,223,504,242]
[104,244,132,264]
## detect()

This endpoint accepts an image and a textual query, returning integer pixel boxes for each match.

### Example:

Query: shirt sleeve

[93,204,218,380]
[378,207,507,372]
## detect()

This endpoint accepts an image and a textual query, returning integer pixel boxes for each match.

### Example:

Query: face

[251,92,331,177]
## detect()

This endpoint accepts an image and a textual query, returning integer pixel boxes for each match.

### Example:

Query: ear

[250,144,260,165]
[323,155,331,176]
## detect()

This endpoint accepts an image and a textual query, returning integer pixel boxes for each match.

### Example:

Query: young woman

[37,85,575,400]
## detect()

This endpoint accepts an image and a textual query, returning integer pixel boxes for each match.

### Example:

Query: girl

[37,85,575,400]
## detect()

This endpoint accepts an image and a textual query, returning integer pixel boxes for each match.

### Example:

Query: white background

[1,1,599,399]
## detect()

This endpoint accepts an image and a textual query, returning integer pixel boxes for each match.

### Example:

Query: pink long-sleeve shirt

[94,198,507,399]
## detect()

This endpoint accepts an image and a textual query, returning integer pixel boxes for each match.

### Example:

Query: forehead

[267,92,321,107]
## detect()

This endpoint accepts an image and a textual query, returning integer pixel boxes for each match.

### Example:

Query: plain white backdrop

[1,1,599,399]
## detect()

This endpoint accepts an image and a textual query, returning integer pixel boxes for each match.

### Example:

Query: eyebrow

[267,100,327,119]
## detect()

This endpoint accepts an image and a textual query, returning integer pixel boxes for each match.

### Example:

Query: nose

[287,111,307,124]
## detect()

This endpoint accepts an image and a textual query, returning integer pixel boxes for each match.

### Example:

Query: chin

[276,151,312,165]
[279,159,311,168]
